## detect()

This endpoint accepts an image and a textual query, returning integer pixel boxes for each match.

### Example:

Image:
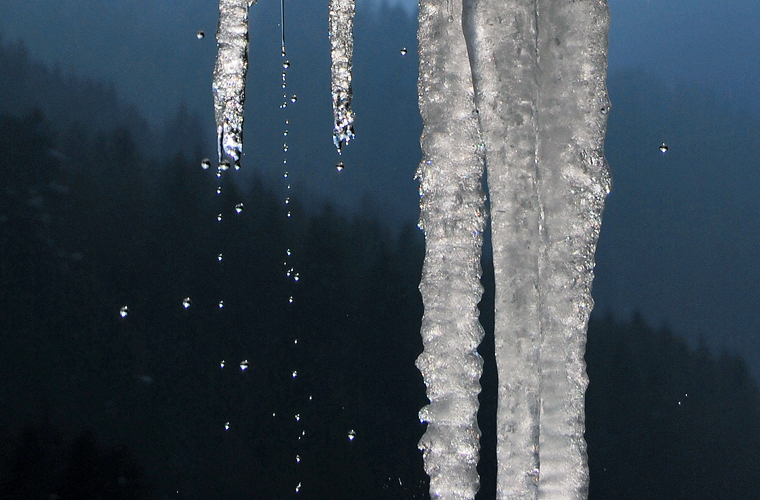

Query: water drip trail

[278,6,308,493]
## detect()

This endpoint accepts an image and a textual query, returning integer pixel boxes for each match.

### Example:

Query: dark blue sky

[0,0,758,381]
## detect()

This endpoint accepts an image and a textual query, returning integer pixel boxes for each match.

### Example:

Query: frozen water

[329,0,356,152]
[462,0,611,498]
[212,0,257,168]
[415,0,486,498]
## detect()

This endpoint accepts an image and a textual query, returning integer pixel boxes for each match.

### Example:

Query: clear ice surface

[329,0,356,152]
[213,0,256,167]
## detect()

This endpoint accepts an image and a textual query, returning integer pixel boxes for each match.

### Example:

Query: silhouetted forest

[1,29,759,500]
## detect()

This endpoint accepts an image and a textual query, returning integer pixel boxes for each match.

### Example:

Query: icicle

[328,0,356,152]
[532,2,611,499]
[415,0,486,498]
[212,0,256,168]
[463,1,542,497]
[464,0,611,498]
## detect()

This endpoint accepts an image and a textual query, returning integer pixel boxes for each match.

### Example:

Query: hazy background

[1,0,759,498]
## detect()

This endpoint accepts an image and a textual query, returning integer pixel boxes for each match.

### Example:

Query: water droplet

[283,130,288,136]
[119,306,129,318]
[447,14,454,22]
[294,273,300,282]
[283,60,290,69]
[287,212,291,218]
[285,197,290,204]
[182,297,191,309]
[235,203,244,214]
[600,106,608,114]
[295,482,301,493]
[336,162,345,172]
[289,296,294,304]
[348,429,356,441]
[659,142,669,153]
[216,187,222,195]
[224,422,230,430]
[283,172,289,178]
[283,144,289,152]
[218,253,223,262]
[400,47,407,55]
[292,370,297,378]
[286,249,291,256]
[296,454,301,463]
[294,413,300,421]
[196,31,205,40]
[217,214,222,222]
[290,95,297,103]
[282,71,287,80]
[219,160,230,171]
[201,158,211,170]
[220,360,225,368]
[218,300,224,309]
[240,360,249,371]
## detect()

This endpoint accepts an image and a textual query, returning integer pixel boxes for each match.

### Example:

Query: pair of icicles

[212,0,355,168]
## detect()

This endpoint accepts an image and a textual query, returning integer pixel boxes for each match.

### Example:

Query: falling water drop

[216,187,222,195]
[400,47,407,55]
[294,413,300,421]
[219,159,231,171]
[296,454,301,463]
[283,144,289,152]
[295,482,301,493]
[235,203,244,214]
[217,214,223,222]
[283,60,290,69]
[292,370,297,378]
[224,422,230,431]
[201,158,211,170]
[348,429,356,441]
[196,31,205,40]
[119,306,129,318]
[240,360,249,371]
[336,162,345,172]
[220,360,225,369]
[182,297,192,309]
[218,253,223,262]
[291,95,297,103]
[218,300,224,309]
[659,142,669,153]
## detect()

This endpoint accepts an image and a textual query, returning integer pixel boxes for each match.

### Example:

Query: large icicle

[463,1,542,498]
[415,0,487,498]
[213,0,255,168]
[328,0,356,152]
[533,1,610,498]
[463,0,610,498]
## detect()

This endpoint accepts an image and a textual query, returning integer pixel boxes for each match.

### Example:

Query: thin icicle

[213,0,256,168]
[328,0,356,152]
[416,0,486,498]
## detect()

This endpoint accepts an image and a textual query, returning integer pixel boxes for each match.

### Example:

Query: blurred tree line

[0,38,758,500]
